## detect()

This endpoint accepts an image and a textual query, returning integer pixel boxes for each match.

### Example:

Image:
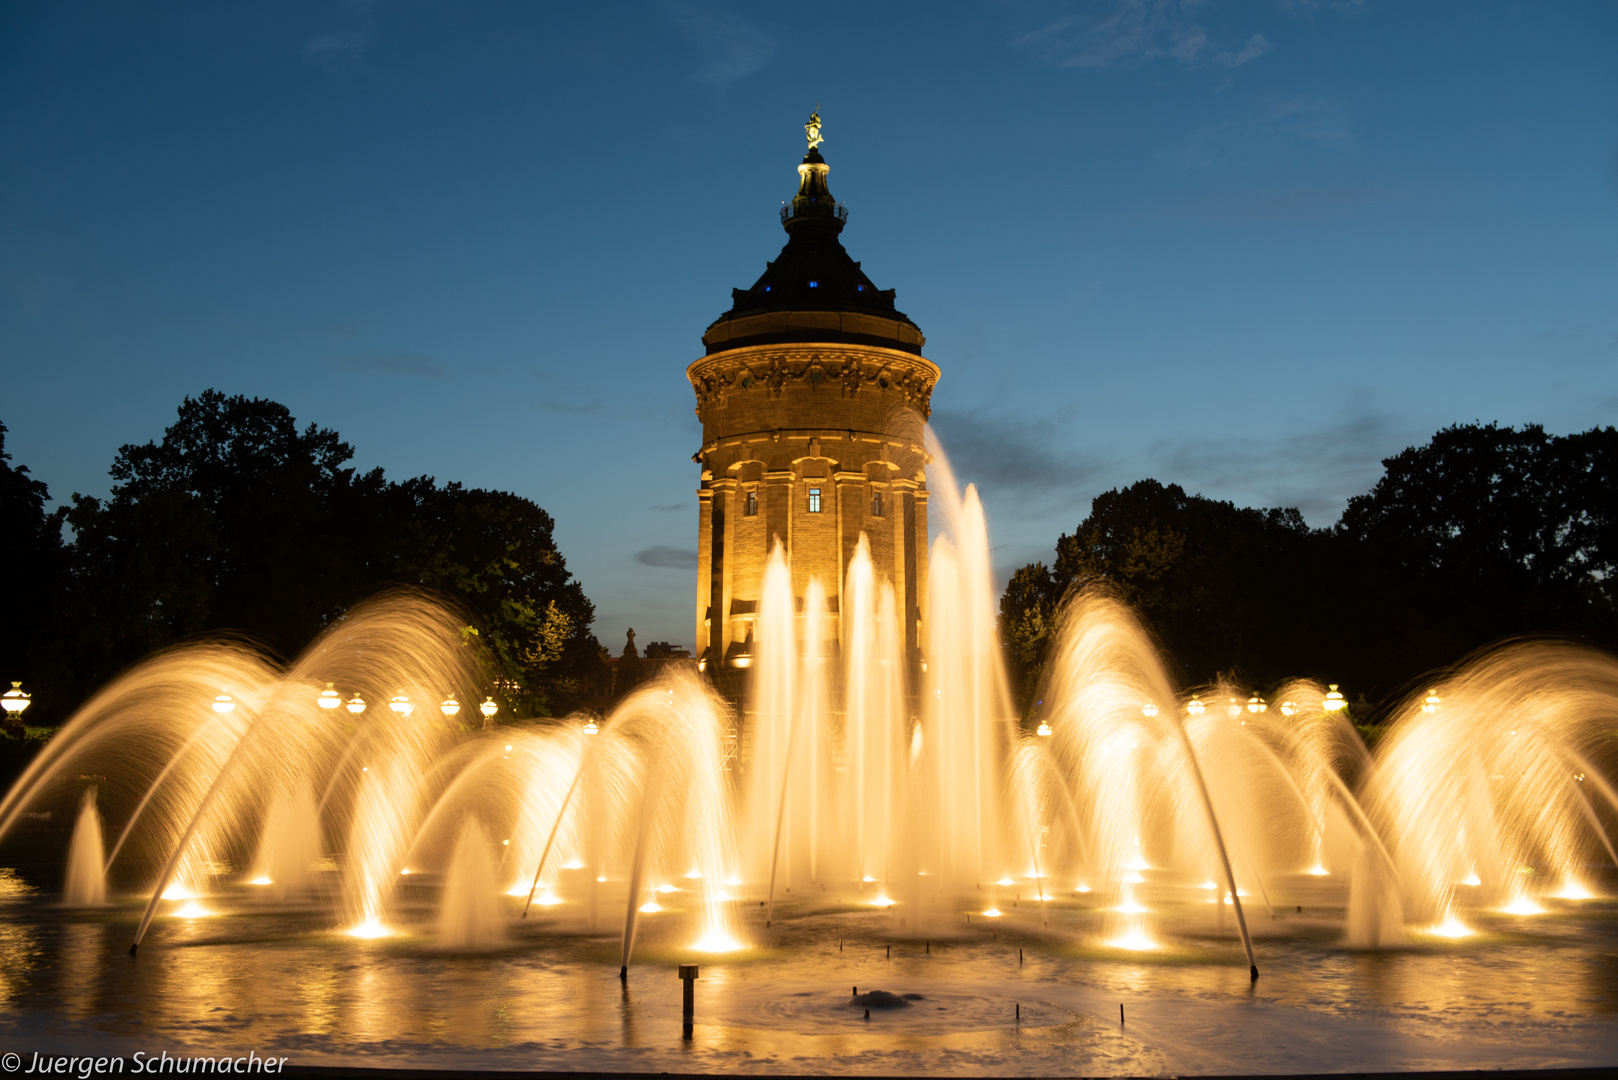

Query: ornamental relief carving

[689,350,938,419]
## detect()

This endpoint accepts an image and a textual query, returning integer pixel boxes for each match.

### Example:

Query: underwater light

[535,890,562,906]
[247,876,272,886]
[997,877,1014,886]
[1462,873,1481,887]
[562,861,584,870]
[1106,929,1158,951]
[657,884,679,893]
[346,918,392,939]
[1307,866,1329,876]
[693,931,744,953]
[1075,885,1091,893]
[638,901,663,913]
[982,907,1003,917]
[161,884,196,900]
[870,895,895,907]
[1429,917,1473,938]
[173,901,212,919]
[1500,896,1544,915]
[1115,900,1147,914]
[862,875,876,883]
[1557,883,1594,900]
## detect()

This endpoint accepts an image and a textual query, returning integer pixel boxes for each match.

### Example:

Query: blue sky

[3,1,1615,651]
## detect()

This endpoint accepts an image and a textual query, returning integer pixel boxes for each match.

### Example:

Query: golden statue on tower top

[804,110,823,151]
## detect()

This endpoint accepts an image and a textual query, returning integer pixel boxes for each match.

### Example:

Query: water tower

[689,113,937,672]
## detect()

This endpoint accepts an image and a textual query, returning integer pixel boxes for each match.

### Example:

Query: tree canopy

[14,391,605,723]
[1000,424,1618,717]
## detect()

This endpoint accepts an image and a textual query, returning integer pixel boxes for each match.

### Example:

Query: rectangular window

[870,490,883,517]
[807,488,822,513]
[744,491,757,516]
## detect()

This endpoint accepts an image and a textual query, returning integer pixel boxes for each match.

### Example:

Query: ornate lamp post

[1,682,30,735]
[317,683,342,710]
[212,693,235,714]
[479,697,498,730]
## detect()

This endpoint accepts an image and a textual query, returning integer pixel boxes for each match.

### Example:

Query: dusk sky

[3,1,1615,652]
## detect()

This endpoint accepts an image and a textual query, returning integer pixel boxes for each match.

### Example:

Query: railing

[780,201,849,225]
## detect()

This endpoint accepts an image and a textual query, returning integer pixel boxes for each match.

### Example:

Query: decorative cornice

[687,345,940,420]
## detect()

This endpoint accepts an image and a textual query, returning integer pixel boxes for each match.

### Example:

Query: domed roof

[703,121,925,357]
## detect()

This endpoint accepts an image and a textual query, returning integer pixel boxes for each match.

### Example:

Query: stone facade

[689,133,936,669]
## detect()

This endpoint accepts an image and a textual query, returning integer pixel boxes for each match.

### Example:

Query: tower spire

[788,111,843,235]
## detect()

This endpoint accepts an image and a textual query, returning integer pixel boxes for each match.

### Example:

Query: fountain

[0,438,1615,1073]
[62,788,106,907]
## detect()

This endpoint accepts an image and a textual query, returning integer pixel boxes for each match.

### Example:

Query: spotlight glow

[1500,896,1544,915]
[1115,900,1148,914]
[173,900,212,918]
[562,860,584,870]
[996,877,1014,886]
[1075,885,1091,893]
[638,901,662,913]
[1557,882,1594,900]
[862,875,876,883]
[656,883,679,894]
[161,885,196,900]
[1106,929,1158,951]
[870,895,895,907]
[247,876,272,886]
[693,931,744,953]
[1307,866,1328,876]
[534,890,562,906]
[346,918,391,939]
[1428,917,1473,939]
[1462,873,1481,887]
[982,907,1003,917]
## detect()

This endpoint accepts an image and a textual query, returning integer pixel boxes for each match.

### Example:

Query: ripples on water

[0,878,1614,1075]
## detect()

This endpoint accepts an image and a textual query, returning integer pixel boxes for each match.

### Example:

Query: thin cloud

[636,545,699,570]
[1013,0,1272,71]
[1143,401,1417,525]
[303,0,376,72]
[333,350,443,377]
[1217,33,1272,68]
[1157,97,1355,176]
[659,1,776,87]
[1155,184,1397,223]
[649,502,688,512]
[929,409,1110,512]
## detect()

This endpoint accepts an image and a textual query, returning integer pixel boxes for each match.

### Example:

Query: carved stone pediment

[687,345,940,418]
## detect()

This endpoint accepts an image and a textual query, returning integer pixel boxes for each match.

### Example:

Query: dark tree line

[1001,423,1618,718]
[2,391,606,727]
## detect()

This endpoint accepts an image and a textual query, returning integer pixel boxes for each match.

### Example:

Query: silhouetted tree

[1330,423,1617,694]
[0,422,63,723]
[1000,424,1618,715]
[35,391,605,720]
